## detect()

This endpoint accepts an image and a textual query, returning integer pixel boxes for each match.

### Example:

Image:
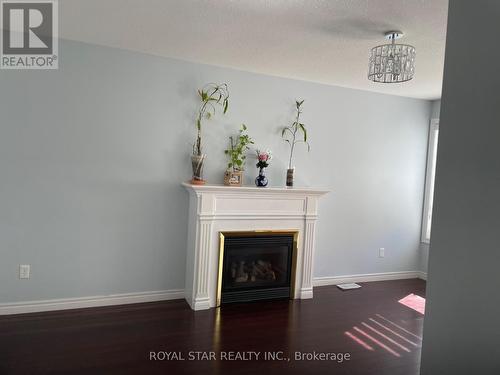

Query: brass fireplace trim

[216,230,299,307]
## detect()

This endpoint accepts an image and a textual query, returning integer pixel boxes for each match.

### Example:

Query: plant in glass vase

[281,99,310,187]
[255,150,272,187]
[224,124,254,186]
[190,83,229,185]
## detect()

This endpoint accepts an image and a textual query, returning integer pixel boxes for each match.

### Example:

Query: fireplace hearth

[217,232,297,305]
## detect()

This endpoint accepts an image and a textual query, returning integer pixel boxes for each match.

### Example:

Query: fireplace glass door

[219,233,295,305]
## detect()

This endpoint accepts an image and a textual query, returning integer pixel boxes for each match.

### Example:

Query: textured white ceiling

[60,0,448,99]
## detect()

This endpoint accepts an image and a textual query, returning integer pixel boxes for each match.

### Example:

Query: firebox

[217,231,298,306]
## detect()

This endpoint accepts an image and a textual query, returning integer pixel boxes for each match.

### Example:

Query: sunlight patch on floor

[345,313,423,357]
[398,294,426,315]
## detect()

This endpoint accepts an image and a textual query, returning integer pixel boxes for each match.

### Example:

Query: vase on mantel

[255,167,268,187]
[255,150,271,188]
[286,167,295,187]
[191,154,206,185]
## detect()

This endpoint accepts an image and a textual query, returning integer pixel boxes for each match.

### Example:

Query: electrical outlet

[19,264,30,279]
[379,248,385,258]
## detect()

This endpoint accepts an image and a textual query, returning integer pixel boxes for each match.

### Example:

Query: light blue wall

[0,40,432,303]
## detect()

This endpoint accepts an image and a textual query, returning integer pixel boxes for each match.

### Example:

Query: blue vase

[255,167,268,187]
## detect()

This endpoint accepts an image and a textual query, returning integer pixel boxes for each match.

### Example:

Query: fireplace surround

[182,183,329,310]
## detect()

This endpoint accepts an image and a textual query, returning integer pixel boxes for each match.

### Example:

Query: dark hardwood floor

[0,279,426,375]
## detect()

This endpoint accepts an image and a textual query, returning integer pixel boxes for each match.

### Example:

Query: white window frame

[421,119,439,243]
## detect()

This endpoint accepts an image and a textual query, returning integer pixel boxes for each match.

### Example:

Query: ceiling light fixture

[368,31,416,83]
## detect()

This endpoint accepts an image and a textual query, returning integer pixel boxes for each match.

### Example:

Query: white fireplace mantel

[182,182,329,310]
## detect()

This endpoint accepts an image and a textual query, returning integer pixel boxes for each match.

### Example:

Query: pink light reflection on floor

[361,322,411,352]
[368,318,420,347]
[375,314,423,340]
[344,331,374,351]
[353,326,401,357]
[398,293,426,315]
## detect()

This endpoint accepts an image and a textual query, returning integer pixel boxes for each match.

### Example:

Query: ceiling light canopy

[368,31,416,83]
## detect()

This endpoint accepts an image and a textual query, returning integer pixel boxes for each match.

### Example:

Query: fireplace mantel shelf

[182,182,330,196]
[182,181,330,310]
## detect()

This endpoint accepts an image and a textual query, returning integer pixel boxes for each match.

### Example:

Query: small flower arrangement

[256,150,272,169]
[255,150,271,187]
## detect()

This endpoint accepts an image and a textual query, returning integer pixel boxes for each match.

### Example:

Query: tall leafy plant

[281,99,310,168]
[194,83,229,155]
[224,124,254,171]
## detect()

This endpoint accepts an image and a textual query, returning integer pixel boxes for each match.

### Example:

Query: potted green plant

[224,124,254,186]
[281,99,310,187]
[190,83,229,184]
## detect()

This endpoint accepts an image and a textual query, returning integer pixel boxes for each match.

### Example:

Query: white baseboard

[417,271,427,280]
[313,271,424,287]
[0,271,429,316]
[0,289,184,316]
